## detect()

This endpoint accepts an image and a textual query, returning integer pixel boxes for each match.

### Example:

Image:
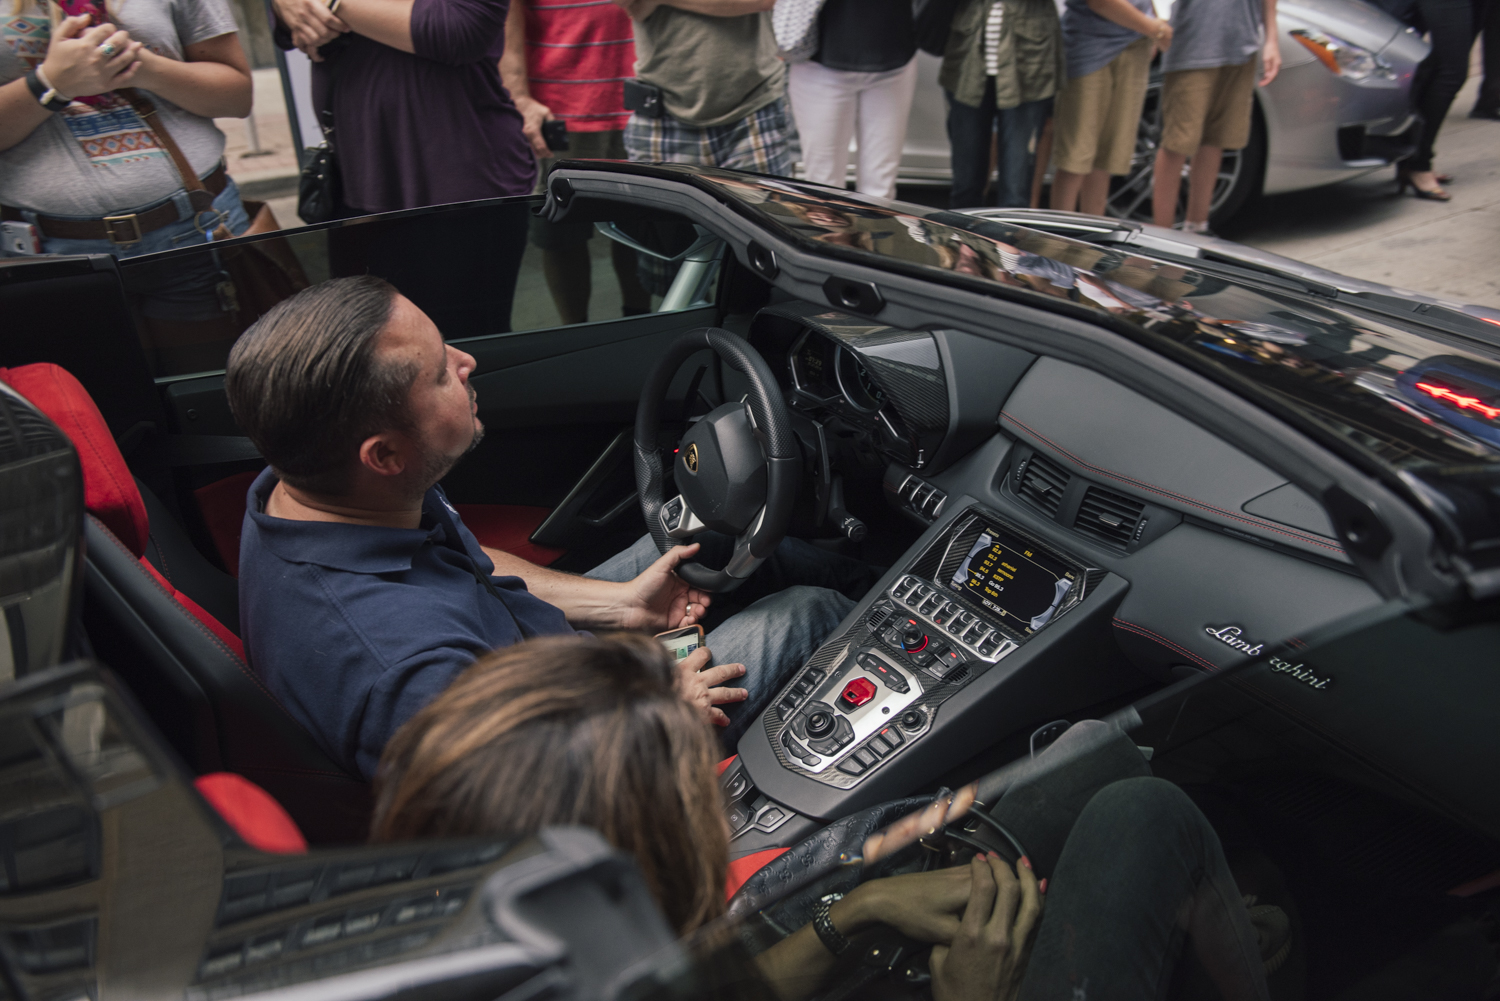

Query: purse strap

[119,88,217,213]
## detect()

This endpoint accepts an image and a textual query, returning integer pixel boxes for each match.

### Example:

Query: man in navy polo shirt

[229,276,869,778]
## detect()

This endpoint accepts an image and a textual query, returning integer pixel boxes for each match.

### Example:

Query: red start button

[839,677,878,710]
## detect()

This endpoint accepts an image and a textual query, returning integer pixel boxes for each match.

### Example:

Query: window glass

[116,197,720,379]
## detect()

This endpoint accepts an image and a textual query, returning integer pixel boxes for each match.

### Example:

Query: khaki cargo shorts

[1160,58,1257,155]
[1053,37,1154,176]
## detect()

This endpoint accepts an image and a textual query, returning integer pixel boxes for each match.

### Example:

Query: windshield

[651,167,1500,479]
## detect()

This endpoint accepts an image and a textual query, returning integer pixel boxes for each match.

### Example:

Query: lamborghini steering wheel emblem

[685,443,699,474]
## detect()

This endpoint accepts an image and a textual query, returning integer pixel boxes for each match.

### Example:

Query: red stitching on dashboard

[1112,617,1221,673]
[999,412,1345,554]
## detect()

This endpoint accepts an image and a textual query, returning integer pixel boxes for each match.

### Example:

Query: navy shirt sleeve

[356,644,480,778]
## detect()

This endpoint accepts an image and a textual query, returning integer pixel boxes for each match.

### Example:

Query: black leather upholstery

[82,514,371,843]
[727,796,929,921]
[137,478,241,635]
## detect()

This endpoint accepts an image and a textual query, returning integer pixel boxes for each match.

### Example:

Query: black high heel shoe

[1397,169,1452,201]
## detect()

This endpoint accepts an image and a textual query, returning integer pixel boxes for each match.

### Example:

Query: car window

[115,197,720,380]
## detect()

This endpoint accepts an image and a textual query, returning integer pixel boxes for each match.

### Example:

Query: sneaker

[1173,220,1217,237]
[1244,894,1293,975]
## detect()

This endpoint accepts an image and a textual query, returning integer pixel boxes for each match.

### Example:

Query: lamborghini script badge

[685,443,699,474]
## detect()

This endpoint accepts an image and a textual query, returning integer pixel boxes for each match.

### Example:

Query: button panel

[774,648,921,776]
[889,574,1018,666]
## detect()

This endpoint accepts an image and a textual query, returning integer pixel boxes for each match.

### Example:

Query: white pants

[787,57,919,199]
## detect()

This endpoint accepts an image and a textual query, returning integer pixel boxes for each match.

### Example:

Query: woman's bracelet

[327,0,343,13]
[26,66,71,112]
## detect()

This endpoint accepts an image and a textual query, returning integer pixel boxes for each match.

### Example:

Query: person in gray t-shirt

[1150,0,1280,232]
[1,0,252,247]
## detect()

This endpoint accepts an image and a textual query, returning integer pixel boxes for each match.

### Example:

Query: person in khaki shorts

[1150,0,1280,232]
[1050,0,1173,214]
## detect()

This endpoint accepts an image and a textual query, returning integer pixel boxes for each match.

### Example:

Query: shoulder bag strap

[118,87,217,212]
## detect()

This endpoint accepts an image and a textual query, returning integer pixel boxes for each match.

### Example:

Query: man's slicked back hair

[226,276,416,495]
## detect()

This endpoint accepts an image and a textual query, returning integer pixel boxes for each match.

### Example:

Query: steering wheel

[634,328,801,593]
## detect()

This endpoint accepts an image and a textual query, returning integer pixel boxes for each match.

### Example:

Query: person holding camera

[610,0,793,176]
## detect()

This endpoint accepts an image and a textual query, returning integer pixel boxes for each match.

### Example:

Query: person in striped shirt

[500,0,652,325]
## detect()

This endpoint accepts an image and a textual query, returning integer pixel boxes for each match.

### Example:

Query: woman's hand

[272,0,350,60]
[837,865,974,944]
[40,15,143,98]
[930,853,1043,1001]
[674,647,746,726]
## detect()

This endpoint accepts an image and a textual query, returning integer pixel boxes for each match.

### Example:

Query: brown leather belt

[2,164,229,245]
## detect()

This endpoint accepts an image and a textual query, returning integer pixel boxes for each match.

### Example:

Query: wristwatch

[25,68,71,113]
[812,894,850,957]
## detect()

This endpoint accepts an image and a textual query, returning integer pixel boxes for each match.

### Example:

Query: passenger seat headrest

[0,363,150,557]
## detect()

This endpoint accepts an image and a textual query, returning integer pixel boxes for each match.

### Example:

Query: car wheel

[1104,72,1267,230]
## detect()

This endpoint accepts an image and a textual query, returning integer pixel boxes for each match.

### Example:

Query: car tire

[1105,70,1267,230]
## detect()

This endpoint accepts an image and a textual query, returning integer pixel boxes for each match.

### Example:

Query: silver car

[896,0,1429,225]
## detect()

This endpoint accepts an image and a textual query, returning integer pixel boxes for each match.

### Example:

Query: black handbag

[913,0,964,57]
[297,142,341,224]
[297,46,346,224]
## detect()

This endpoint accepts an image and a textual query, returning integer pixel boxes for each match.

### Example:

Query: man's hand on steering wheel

[615,543,714,632]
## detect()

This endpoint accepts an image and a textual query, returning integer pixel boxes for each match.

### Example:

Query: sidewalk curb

[235,168,300,201]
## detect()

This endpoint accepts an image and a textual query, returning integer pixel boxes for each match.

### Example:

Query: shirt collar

[246,468,456,574]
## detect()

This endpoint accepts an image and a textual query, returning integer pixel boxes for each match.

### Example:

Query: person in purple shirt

[271,0,534,213]
[228,276,866,778]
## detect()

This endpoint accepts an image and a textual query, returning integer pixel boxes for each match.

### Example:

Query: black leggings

[1408,0,1479,171]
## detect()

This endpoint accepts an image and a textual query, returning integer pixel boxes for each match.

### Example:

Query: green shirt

[632,9,786,127]
[939,0,1065,110]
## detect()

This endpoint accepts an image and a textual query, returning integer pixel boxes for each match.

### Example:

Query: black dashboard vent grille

[1017,452,1069,517]
[1075,486,1145,548]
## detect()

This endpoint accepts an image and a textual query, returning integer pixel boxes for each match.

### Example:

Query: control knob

[900,620,928,653]
[805,709,837,739]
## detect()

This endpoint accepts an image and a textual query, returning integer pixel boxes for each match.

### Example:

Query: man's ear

[357,432,409,478]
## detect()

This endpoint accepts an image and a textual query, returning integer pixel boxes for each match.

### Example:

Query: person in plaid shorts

[611,0,794,176]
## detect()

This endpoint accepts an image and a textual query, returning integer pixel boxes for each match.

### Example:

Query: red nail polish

[1039,878,1048,894]
[1020,856,1031,870]
[975,852,986,861]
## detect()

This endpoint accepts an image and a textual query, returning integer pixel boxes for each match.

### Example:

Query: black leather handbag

[298,44,346,224]
[297,142,341,225]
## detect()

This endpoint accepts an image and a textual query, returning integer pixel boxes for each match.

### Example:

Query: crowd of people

[3,0,1494,271]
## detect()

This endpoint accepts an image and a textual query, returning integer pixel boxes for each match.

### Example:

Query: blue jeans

[33,176,252,260]
[946,84,1052,209]
[586,534,876,749]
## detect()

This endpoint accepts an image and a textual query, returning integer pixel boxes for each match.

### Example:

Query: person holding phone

[0,0,253,258]
[498,0,652,326]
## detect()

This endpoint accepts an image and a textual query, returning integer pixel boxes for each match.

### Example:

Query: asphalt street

[1222,71,1500,309]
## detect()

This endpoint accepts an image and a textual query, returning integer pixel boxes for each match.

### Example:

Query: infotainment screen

[949,526,1079,635]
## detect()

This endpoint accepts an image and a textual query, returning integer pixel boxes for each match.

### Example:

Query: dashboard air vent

[1017,452,1069,517]
[1074,486,1145,548]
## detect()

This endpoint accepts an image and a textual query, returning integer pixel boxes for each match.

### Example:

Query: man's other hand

[1259,37,1282,86]
[675,647,746,726]
[618,543,713,631]
[514,94,554,159]
[273,0,349,60]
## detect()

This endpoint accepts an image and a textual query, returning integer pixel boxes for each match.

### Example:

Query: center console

[725,499,1134,852]
[768,508,1101,791]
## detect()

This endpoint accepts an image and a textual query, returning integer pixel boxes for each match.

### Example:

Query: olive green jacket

[939,0,1066,110]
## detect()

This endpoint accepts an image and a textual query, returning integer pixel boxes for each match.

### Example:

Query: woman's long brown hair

[371,632,729,935]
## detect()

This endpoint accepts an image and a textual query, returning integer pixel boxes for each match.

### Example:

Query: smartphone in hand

[656,625,704,663]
